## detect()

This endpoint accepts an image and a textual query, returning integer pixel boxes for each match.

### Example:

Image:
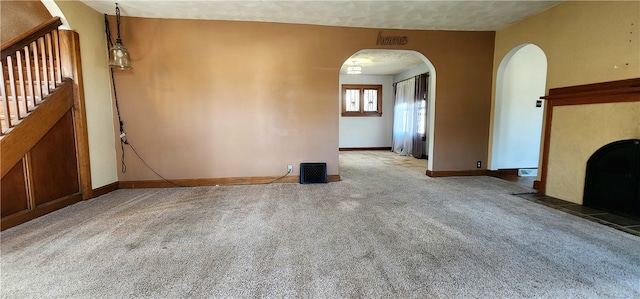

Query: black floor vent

[300,163,328,184]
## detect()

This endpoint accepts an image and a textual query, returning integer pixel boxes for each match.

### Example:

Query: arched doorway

[338,49,437,171]
[491,44,547,172]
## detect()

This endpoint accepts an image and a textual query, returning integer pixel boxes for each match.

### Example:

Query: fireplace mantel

[538,78,640,204]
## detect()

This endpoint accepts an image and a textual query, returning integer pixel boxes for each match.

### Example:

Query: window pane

[345,89,360,112]
[363,89,377,112]
[417,100,426,134]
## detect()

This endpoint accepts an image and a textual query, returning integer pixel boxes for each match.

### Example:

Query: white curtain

[392,77,416,156]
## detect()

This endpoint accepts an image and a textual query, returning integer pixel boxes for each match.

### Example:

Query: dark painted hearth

[514,193,640,237]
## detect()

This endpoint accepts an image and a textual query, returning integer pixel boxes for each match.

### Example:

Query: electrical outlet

[287,164,293,173]
[477,161,482,168]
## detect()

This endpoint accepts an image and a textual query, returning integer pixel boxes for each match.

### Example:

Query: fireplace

[583,139,640,217]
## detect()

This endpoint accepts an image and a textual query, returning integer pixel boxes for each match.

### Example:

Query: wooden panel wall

[0,109,81,230]
[1,160,29,217]
[30,111,79,205]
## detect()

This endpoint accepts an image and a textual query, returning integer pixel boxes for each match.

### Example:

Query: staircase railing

[1,17,63,136]
[1,17,94,230]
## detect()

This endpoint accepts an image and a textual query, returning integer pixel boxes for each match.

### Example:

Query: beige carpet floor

[1,151,639,298]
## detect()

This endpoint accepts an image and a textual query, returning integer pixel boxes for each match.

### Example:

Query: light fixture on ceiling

[347,61,362,74]
[108,3,132,70]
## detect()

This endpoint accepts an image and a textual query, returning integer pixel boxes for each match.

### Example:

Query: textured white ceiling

[83,0,561,31]
[340,50,425,75]
[83,0,562,75]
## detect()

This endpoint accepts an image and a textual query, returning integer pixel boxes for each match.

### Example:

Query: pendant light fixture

[347,61,361,75]
[108,3,132,70]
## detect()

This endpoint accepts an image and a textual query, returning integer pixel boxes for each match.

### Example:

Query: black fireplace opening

[584,139,640,218]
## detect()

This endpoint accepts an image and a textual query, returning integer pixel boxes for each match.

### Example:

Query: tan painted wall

[491,1,640,202]
[53,0,118,189]
[0,1,51,43]
[110,17,495,181]
[546,102,640,204]
[493,1,640,91]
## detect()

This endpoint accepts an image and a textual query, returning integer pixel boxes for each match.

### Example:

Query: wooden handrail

[1,17,62,61]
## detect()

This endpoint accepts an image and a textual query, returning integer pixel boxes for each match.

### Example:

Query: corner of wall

[51,0,119,188]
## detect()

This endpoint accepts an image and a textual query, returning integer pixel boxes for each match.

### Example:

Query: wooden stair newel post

[58,30,92,200]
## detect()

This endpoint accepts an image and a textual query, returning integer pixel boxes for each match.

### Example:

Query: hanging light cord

[115,3,123,44]
[105,14,127,173]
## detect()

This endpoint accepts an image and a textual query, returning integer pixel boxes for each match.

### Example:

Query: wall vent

[300,163,328,184]
[518,169,538,177]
